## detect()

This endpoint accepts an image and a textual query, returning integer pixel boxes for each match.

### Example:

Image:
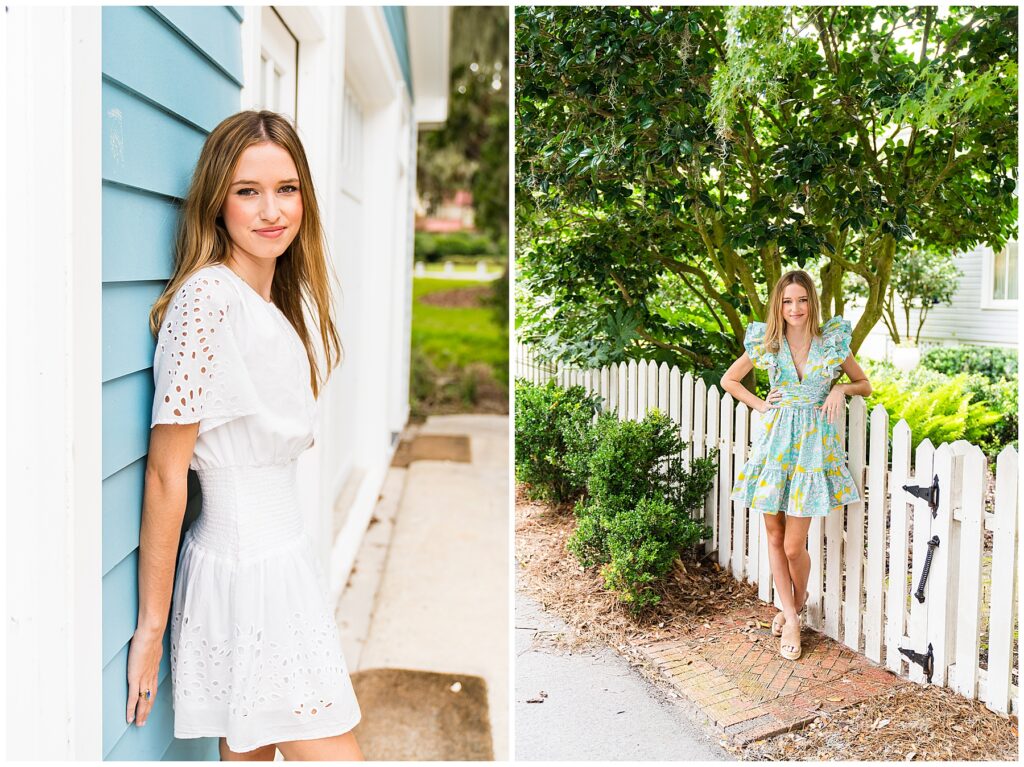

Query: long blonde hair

[148,110,342,399]
[762,270,823,353]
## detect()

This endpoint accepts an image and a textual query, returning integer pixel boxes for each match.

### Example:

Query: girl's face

[221,141,303,263]
[781,283,810,328]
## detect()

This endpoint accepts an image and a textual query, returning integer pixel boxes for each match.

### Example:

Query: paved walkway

[638,601,908,745]
[337,414,509,760]
[516,590,729,761]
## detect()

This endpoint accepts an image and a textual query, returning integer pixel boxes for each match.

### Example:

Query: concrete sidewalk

[517,589,730,761]
[336,414,509,760]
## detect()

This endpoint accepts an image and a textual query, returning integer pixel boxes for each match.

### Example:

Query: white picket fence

[517,344,1019,716]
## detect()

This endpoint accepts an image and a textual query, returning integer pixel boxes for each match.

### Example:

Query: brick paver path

[636,601,908,745]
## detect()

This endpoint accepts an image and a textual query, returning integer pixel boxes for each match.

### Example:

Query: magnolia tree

[516,6,1018,375]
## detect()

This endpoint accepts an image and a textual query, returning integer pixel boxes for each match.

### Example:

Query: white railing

[516,343,1019,716]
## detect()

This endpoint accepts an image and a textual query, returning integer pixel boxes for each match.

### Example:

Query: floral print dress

[730,316,861,518]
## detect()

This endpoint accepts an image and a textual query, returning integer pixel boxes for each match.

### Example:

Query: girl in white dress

[126,110,363,761]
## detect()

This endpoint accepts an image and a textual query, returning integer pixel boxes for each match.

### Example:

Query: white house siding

[248,6,449,600]
[845,246,1018,362]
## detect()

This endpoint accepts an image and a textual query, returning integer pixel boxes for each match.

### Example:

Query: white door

[258,7,298,120]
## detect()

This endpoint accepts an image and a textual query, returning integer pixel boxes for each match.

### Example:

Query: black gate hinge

[903,474,940,518]
[899,642,935,683]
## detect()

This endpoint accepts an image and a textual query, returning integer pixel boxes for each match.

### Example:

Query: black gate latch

[899,642,935,683]
[913,535,940,603]
[902,474,939,518]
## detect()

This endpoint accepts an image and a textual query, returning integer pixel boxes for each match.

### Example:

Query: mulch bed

[515,486,761,654]
[516,486,1019,762]
[738,684,1018,761]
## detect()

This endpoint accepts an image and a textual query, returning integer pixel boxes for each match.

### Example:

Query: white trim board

[5,5,103,760]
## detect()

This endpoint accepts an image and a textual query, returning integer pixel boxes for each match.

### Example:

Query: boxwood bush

[514,379,601,502]
[414,231,500,262]
[920,344,1017,383]
[567,410,717,611]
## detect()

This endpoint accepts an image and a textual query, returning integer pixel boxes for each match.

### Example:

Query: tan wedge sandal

[771,590,809,637]
[780,614,803,660]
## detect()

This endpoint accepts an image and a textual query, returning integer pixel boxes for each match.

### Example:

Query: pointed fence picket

[885,420,913,674]
[516,346,1019,715]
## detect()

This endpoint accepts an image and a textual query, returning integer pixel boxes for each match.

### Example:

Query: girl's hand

[819,387,847,424]
[126,625,163,726]
[759,388,782,413]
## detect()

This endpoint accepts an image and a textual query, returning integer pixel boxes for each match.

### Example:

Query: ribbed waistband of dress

[775,402,823,410]
[190,461,305,559]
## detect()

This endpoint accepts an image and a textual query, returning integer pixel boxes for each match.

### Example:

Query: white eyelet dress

[150,262,361,752]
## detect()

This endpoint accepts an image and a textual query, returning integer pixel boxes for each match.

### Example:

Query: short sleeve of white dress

[151,272,261,436]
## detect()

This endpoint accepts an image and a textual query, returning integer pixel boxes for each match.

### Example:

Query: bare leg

[277,731,363,761]
[219,738,278,761]
[783,515,813,618]
[763,512,798,619]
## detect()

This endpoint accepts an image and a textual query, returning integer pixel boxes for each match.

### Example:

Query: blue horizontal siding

[102,5,241,758]
[103,281,167,382]
[102,369,154,480]
[104,551,141,667]
[102,634,172,756]
[102,183,180,283]
[103,458,202,578]
[150,5,243,84]
[103,6,240,132]
[382,6,413,96]
[102,79,207,199]
[102,460,147,576]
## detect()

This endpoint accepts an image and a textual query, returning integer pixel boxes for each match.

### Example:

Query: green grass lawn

[412,277,507,372]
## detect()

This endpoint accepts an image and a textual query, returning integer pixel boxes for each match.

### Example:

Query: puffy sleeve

[151,272,261,436]
[819,315,854,380]
[743,321,778,374]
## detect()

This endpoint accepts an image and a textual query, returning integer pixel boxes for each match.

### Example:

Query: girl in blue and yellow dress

[720,270,872,661]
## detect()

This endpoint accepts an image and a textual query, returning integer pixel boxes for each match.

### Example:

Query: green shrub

[414,231,499,262]
[968,375,1018,454]
[567,410,717,611]
[601,496,710,610]
[920,344,1017,383]
[514,379,602,502]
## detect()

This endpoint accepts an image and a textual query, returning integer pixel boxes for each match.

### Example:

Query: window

[258,7,298,119]
[992,240,1018,302]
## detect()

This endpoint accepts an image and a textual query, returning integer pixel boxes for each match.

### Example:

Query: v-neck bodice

[743,316,853,409]
[782,333,816,384]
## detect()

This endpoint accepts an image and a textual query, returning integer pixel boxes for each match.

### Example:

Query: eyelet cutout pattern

[151,272,259,430]
[170,605,348,720]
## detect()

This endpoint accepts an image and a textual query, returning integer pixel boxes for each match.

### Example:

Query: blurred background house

[847,242,1018,364]
[6,4,450,760]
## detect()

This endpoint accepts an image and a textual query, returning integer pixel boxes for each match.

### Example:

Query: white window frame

[258,7,298,119]
[980,240,1019,309]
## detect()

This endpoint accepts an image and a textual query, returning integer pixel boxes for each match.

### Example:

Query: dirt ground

[417,284,492,308]
[515,487,1019,762]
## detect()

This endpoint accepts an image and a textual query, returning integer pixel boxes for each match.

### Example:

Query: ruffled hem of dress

[173,712,361,753]
[730,462,860,517]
